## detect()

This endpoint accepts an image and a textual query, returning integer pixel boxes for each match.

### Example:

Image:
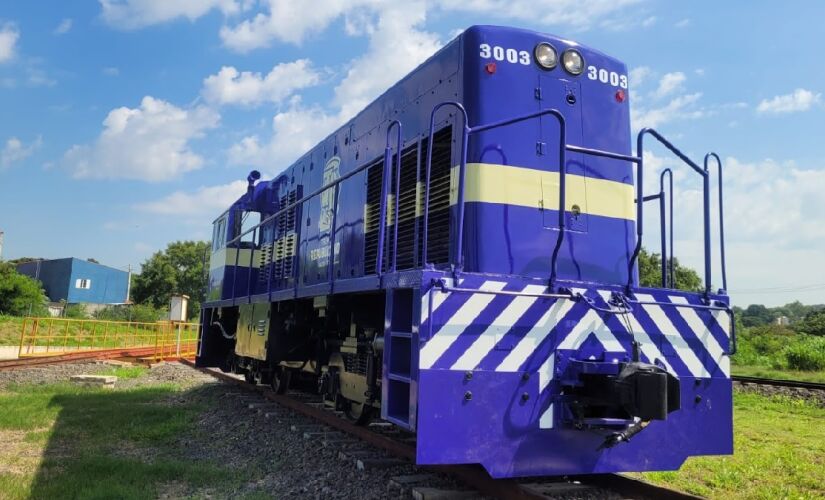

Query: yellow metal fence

[19,317,200,362]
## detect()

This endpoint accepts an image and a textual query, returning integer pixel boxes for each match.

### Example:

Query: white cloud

[1,136,42,168]
[332,2,441,119]
[220,0,381,51]
[633,92,705,129]
[228,101,341,168]
[99,0,241,30]
[54,18,73,35]
[629,66,652,87]
[221,0,643,52]
[201,59,321,107]
[136,180,247,217]
[756,88,821,114]
[102,67,119,76]
[641,16,657,27]
[436,0,644,31]
[675,18,690,28]
[226,1,442,164]
[641,155,825,305]
[653,71,686,99]
[0,23,19,63]
[63,96,220,181]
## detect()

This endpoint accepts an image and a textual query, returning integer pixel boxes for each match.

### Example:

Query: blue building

[16,258,129,305]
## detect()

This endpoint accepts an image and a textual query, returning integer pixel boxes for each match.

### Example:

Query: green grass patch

[637,391,825,499]
[0,380,243,500]
[0,314,24,346]
[98,365,148,380]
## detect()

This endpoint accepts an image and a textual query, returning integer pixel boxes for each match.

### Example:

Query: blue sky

[1,0,824,306]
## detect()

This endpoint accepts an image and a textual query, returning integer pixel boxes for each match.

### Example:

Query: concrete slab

[70,375,117,388]
[356,458,407,471]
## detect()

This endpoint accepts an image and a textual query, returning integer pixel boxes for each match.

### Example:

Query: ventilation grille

[364,126,452,273]
[420,126,452,267]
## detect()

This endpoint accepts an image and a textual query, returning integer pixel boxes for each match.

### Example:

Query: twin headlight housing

[534,42,584,75]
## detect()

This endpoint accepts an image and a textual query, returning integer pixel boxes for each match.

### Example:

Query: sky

[0,0,824,307]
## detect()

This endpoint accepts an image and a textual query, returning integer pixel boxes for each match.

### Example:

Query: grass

[0,315,24,346]
[0,374,241,500]
[732,364,825,384]
[635,390,825,499]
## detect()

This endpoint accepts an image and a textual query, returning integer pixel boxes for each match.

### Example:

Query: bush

[93,304,167,323]
[0,262,48,316]
[63,304,88,319]
[784,336,825,371]
[733,324,795,367]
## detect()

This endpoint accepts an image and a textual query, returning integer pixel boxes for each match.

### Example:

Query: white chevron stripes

[450,284,548,371]
[556,309,624,352]
[419,281,507,369]
[495,294,579,372]
[596,291,674,375]
[668,296,730,376]
[635,293,709,378]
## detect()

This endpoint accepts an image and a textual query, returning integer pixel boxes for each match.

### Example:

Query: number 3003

[587,66,628,89]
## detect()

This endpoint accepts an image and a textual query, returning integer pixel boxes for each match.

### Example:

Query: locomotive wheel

[270,367,291,394]
[339,395,373,425]
[244,370,257,385]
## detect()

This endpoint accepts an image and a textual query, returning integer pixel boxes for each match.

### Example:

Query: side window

[75,279,91,289]
[213,216,228,251]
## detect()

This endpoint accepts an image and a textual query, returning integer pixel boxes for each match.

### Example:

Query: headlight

[534,42,558,70]
[562,49,584,75]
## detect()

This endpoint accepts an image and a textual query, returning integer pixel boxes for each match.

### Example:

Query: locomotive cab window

[212,216,227,251]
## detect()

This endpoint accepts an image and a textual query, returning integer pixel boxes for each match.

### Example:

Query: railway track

[181,359,700,500]
[732,375,825,391]
[0,347,174,371]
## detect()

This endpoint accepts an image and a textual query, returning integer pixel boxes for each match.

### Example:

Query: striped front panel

[419,278,731,428]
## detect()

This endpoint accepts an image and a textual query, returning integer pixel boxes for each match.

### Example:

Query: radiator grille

[364,126,452,273]
[420,127,452,267]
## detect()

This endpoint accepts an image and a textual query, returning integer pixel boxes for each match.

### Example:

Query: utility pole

[0,231,4,261]
[126,264,132,303]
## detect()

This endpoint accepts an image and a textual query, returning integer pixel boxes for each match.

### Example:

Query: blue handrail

[630,128,712,296]
[383,120,403,274]
[705,153,727,293]
[422,103,567,286]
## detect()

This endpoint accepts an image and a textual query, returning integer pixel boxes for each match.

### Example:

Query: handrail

[422,103,567,286]
[630,128,712,296]
[661,168,674,288]
[383,120,403,274]
[705,152,727,293]
[422,101,469,269]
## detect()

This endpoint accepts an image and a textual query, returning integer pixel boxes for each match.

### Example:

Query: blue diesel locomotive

[196,25,734,478]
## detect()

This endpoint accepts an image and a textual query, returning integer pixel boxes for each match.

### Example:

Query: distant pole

[0,231,4,261]
[126,264,132,303]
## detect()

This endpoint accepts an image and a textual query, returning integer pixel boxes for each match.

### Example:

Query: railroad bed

[182,360,699,500]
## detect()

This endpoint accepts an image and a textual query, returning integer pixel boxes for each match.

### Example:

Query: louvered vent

[420,126,452,267]
[364,126,452,274]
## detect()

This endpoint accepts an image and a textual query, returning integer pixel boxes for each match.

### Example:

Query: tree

[0,262,48,316]
[637,248,702,291]
[131,241,209,320]
[795,310,825,336]
[740,304,775,328]
[86,258,100,264]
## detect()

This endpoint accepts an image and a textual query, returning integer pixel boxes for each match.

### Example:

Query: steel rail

[0,346,169,371]
[732,375,825,391]
[182,359,702,499]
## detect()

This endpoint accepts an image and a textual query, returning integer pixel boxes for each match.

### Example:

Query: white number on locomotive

[587,65,628,89]
[479,43,531,66]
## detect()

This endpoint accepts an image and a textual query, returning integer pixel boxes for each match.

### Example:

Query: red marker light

[485,62,497,74]
[615,89,626,103]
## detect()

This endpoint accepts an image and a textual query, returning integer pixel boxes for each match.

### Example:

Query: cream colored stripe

[452,162,635,222]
